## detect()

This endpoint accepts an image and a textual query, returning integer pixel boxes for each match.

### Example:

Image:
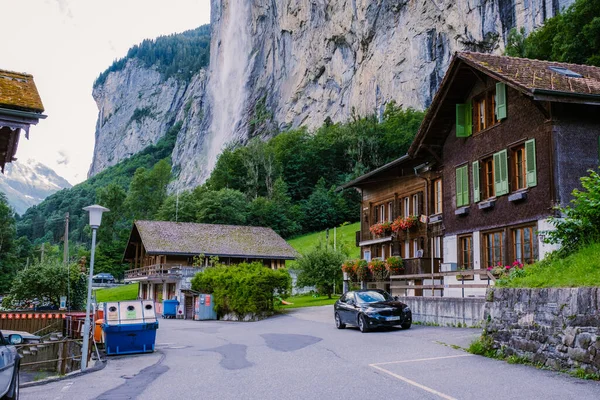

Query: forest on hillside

[6,104,423,286]
[94,24,211,87]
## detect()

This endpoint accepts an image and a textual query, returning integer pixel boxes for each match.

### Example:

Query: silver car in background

[0,331,22,400]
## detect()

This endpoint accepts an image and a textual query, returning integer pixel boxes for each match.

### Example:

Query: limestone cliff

[171,0,573,190]
[88,0,574,188]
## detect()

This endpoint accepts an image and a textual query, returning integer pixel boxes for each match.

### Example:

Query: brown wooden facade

[341,156,443,294]
[407,52,600,296]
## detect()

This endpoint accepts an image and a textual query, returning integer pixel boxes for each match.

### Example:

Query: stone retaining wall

[484,287,600,374]
[400,296,486,327]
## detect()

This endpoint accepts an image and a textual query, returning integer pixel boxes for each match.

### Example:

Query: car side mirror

[8,334,23,345]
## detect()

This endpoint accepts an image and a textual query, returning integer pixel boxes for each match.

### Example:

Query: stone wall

[401,296,486,327]
[484,287,600,374]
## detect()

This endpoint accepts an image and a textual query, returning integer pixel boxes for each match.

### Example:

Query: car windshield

[355,291,392,304]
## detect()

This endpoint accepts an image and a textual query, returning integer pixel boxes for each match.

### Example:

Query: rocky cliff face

[171,0,574,190]
[88,0,574,189]
[88,59,207,176]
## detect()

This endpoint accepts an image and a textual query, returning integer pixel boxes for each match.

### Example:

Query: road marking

[369,355,474,400]
[370,364,458,400]
[371,354,474,366]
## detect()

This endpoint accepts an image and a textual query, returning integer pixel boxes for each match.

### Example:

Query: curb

[20,359,107,388]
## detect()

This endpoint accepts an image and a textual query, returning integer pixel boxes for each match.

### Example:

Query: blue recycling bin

[162,299,179,319]
[102,300,158,355]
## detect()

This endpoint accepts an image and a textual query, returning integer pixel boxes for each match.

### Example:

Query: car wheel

[358,314,369,333]
[401,321,412,329]
[4,366,19,400]
[334,313,346,329]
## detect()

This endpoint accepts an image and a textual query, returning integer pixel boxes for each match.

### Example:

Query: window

[404,197,410,217]
[373,205,379,223]
[512,144,527,190]
[483,231,504,268]
[381,245,386,259]
[458,235,474,280]
[388,201,393,222]
[456,83,506,137]
[512,226,536,264]
[456,165,469,207]
[433,179,442,214]
[404,241,410,258]
[473,87,499,134]
[412,239,418,258]
[412,194,420,216]
[433,236,442,258]
[482,157,494,199]
[364,250,371,262]
[494,149,509,195]
[380,205,385,222]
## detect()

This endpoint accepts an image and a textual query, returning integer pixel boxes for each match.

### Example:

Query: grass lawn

[287,222,360,258]
[280,293,339,309]
[95,283,139,302]
[497,242,600,288]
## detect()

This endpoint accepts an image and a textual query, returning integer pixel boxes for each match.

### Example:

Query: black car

[334,289,412,332]
[0,331,22,400]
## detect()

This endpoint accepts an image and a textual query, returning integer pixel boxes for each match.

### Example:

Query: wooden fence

[0,312,67,335]
[391,269,496,297]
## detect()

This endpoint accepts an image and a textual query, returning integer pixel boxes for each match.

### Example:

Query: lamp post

[81,204,109,372]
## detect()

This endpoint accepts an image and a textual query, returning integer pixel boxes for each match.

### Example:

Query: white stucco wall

[538,218,561,260]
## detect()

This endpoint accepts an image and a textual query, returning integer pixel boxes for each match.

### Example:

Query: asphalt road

[21,306,600,400]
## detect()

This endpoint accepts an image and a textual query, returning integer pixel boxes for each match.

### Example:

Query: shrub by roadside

[191,262,291,319]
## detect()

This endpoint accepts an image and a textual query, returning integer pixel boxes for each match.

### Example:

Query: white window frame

[388,201,393,222]
[364,250,372,262]
[404,197,410,216]
[412,194,419,216]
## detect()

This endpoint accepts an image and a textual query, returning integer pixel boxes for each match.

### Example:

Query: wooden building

[409,52,600,297]
[0,69,45,172]
[340,155,443,295]
[123,220,297,318]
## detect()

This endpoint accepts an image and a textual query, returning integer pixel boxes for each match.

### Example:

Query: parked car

[334,289,412,333]
[0,331,22,400]
[92,273,115,284]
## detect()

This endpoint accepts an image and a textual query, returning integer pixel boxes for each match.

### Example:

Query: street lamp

[81,204,109,371]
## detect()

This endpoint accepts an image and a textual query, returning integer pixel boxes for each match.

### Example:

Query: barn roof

[124,220,298,260]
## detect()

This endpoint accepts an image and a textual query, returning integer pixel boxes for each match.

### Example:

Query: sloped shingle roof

[460,52,600,97]
[133,220,298,259]
[0,69,44,113]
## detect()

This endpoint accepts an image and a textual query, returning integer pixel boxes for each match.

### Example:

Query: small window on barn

[548,66,582,78]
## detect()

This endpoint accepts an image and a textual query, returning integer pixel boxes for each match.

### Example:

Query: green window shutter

[525,139,537,187]
[494,150,509,196]
[496,82,507,120]
[456,103,473,137]
[465,102,473,136]
[473,161,480,203]
[462,165,470,205]
[456,166,464,207]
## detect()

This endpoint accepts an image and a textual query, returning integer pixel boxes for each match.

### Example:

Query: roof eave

[0,107,46,121]
[338,154,411,190]
[532,88,600,105]
[143,250,297,260]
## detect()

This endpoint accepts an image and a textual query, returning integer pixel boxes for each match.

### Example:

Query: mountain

[0,160,72,215]
[89,0,575,190]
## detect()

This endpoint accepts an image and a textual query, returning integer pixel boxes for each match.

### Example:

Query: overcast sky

[2,0,211,184]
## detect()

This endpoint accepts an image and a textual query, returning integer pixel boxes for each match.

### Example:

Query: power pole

[63,213,69,265]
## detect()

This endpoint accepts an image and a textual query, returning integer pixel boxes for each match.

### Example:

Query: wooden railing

[403,258,442,275]
[390,269,496,297]
[125,264,203,280]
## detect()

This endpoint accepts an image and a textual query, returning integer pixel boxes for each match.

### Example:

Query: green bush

[191,262,291,318]
[546,169,600,255]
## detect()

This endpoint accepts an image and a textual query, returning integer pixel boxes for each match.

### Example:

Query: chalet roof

[125,220,298,260]
[0,69,44,113]
[409,52,600,158]
[339,155,410,190]
[460,52,600,98]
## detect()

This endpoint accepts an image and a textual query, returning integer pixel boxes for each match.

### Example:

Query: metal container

[102,301,158,355]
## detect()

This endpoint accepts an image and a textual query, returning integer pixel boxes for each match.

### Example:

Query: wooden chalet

[409,52,600,297]
[340,155,443,296]
[123,220,297,318]
[0,69,45,172]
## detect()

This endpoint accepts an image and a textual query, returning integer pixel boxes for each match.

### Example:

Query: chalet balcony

[125,264,203,281]
[400,258,442,276]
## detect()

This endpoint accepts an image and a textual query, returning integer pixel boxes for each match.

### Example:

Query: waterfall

[205,0,252,174]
